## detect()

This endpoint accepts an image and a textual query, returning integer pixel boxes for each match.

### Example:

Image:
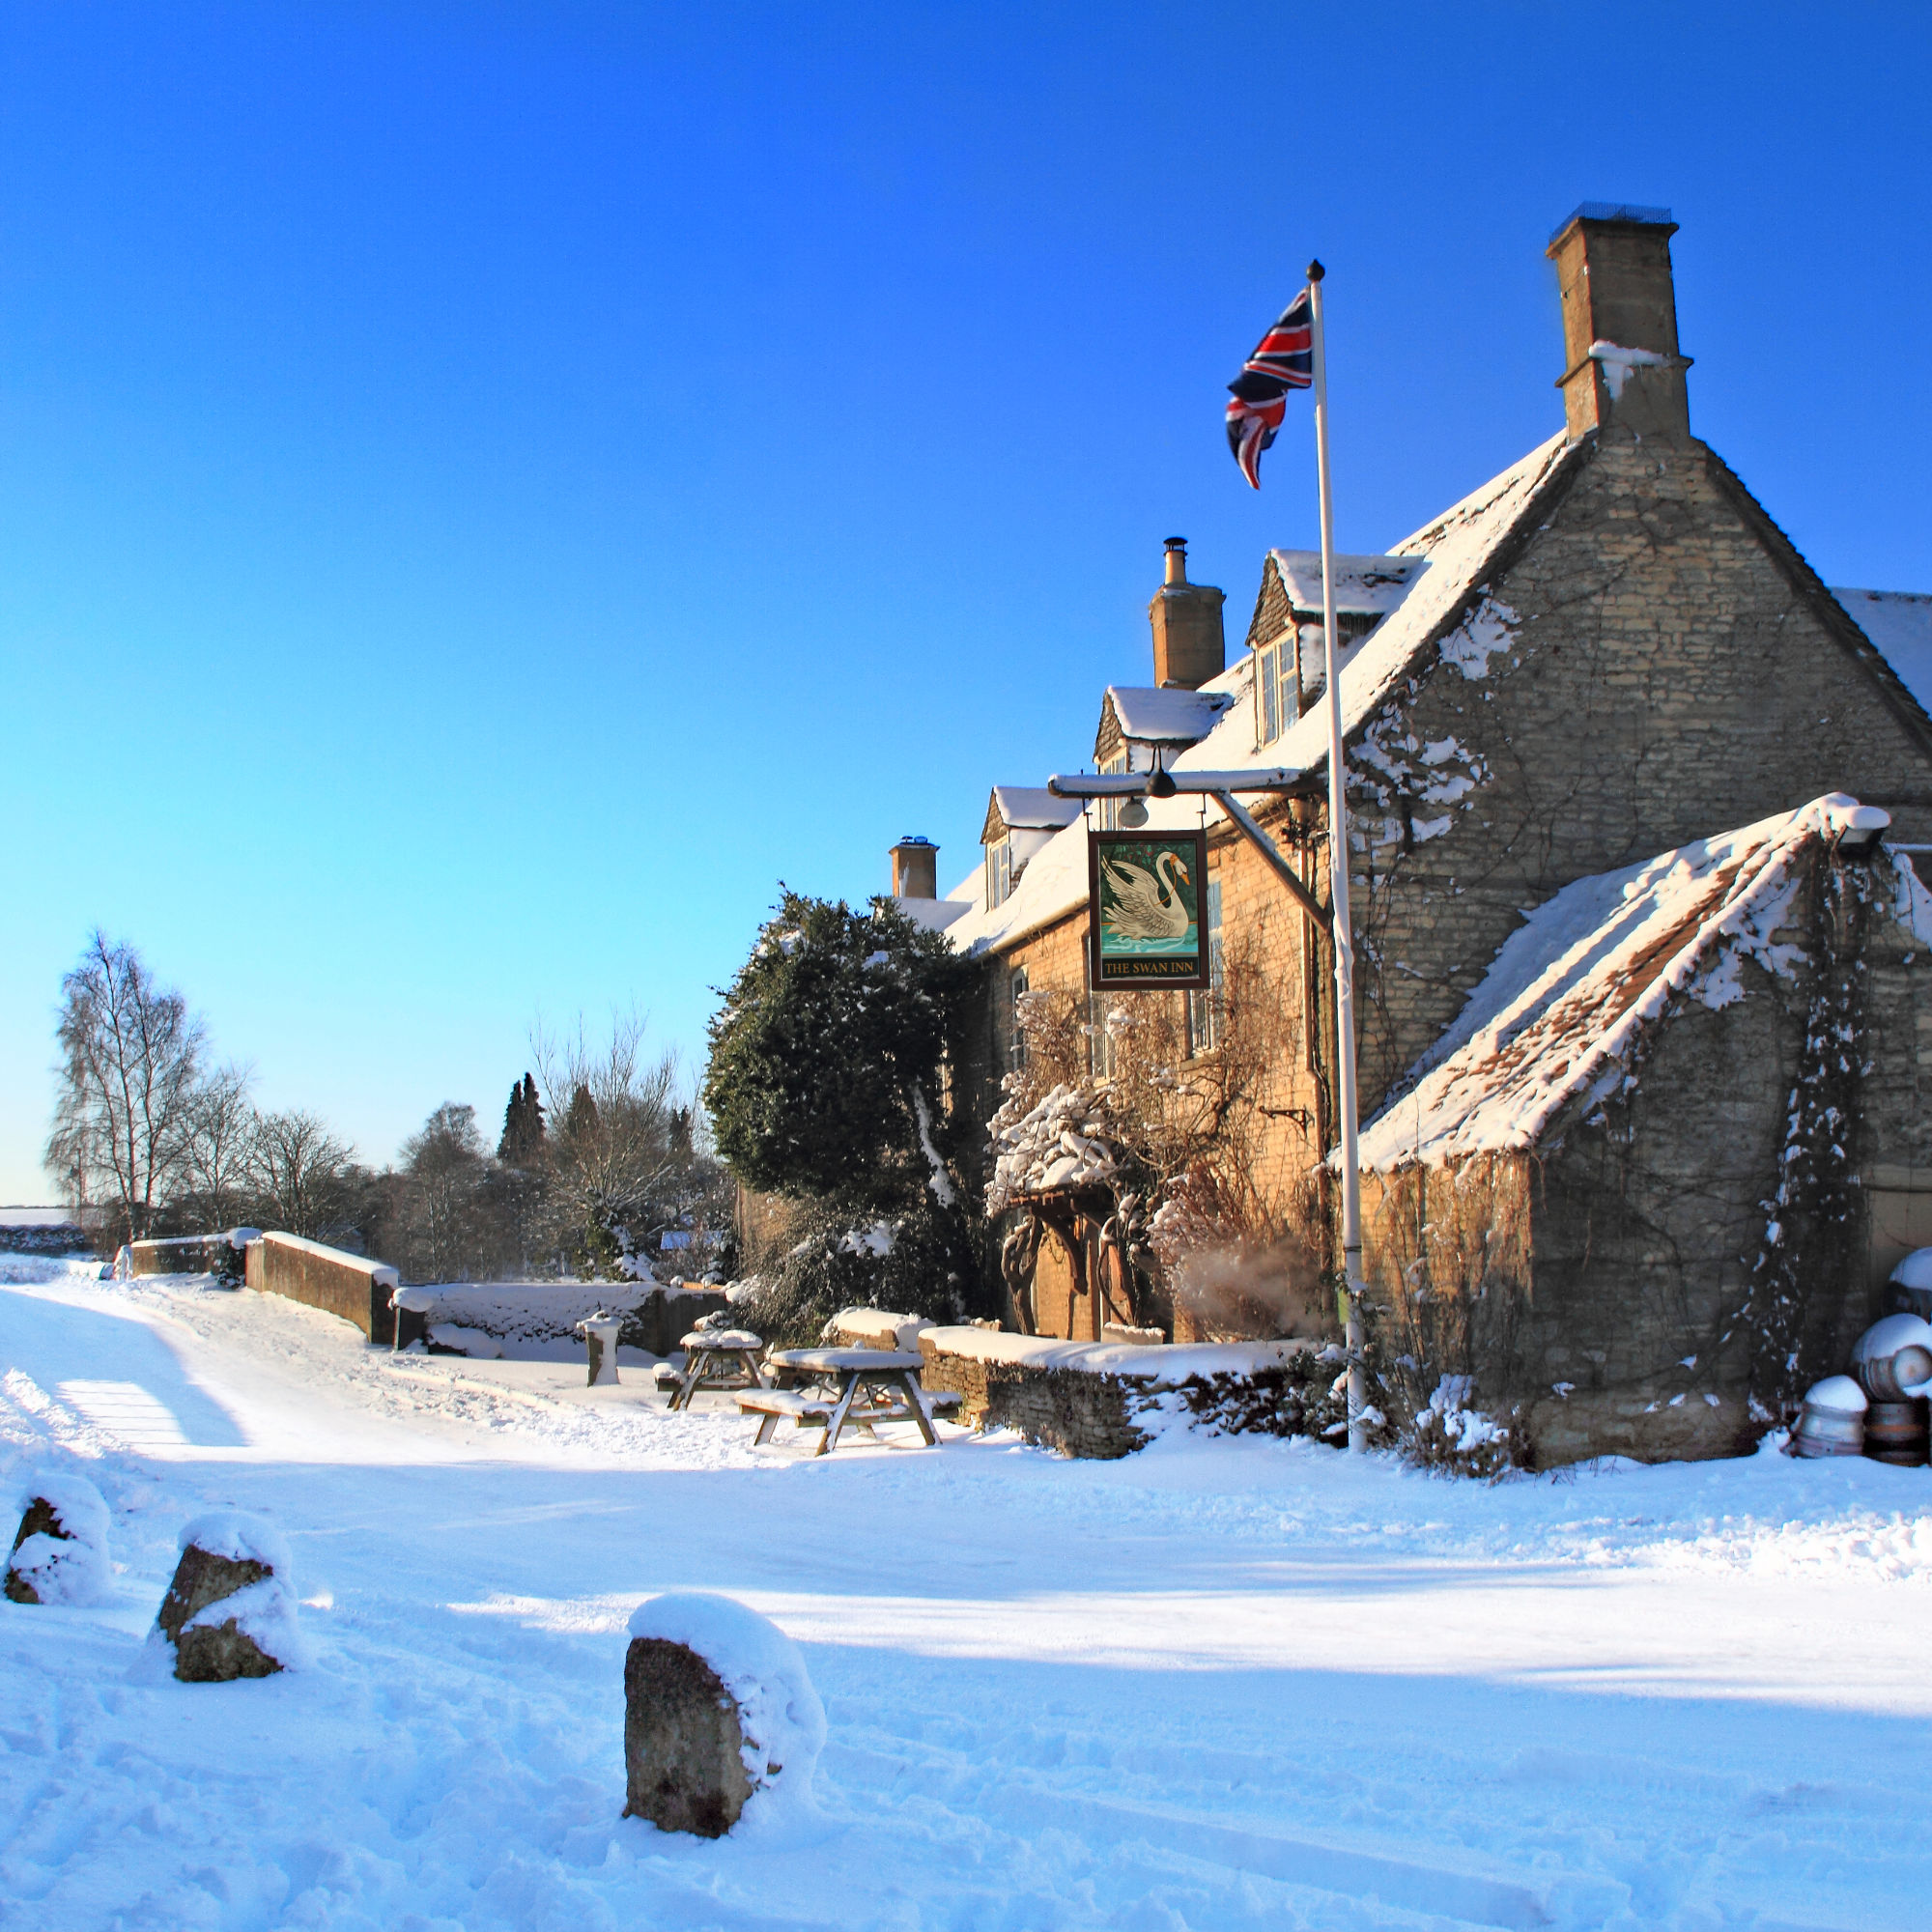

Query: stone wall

[1346,430,1932,1120]
[128,1234,245,1280]
[245,1233,402,1343]
[915,1337,1150,1458]
[1357,844,1932,1466]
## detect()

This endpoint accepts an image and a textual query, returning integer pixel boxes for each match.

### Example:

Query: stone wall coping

[919,1326,1314,1386]
[255,1230,400,1290]
[390,1278,660,1316]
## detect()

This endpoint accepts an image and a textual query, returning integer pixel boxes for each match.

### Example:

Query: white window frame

[1186,876,1225,1057]
[985,838,1015,908]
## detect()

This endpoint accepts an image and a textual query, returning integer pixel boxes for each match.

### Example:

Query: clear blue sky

[4,1,1928,1201]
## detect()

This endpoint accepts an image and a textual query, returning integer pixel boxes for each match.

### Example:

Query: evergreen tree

[497,1073,546,1167]
[703,889,972,1211]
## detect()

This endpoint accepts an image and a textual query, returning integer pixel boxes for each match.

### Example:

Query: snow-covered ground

[4,1259,1931,1930]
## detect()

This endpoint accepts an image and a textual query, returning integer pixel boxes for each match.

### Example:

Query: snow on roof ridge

[1357,795,1866,1172]
[1173,432,1577,787]
[947,433,1575,961]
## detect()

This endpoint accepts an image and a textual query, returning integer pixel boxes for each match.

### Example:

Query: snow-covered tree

[703,890,970,1212]
[704,890,981,1341]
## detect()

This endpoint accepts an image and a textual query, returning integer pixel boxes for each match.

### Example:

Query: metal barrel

[1858,1344,1932,1402]
[1793,1405,1866,1458]
[1862,1397,1929,1466]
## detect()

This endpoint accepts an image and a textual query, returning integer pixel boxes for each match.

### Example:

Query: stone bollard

[156,1513,304,1682]
[580,1313,622,1386]
[623,1593,824,1837]
[6,1475,110,1605]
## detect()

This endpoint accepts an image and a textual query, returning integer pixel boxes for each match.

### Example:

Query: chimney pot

[1547,203,1691,441]
[890,836,938,899]
[1149,539,1225,690]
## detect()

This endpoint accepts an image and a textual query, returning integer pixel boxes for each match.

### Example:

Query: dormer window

[981,787,1083,910]
[1256,614,1382,744]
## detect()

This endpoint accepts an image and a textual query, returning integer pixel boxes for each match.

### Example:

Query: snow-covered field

[4,1259,1931,1930]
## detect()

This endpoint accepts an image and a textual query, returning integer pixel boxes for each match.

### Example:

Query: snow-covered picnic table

[743,1347,959,1454]
[663,1329,769,1411]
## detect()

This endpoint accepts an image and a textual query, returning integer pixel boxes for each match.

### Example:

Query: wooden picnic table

[664,1329,768,1411]
[741,1347,957,1454]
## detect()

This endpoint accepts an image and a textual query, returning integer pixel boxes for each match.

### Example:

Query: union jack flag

[1225,290,1313,489]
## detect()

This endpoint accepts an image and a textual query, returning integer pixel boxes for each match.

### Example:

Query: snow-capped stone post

[622,1593,824,1837]
[5,1474,111,1605]
[155,1513,305,1682]
[580,1312,622,1386]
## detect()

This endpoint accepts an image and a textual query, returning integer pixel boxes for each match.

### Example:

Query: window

[1088,990,1117,1080]
[1256,636,1297,744]
[1096,750,1128,831]
[1259,615,1383,743]
[1009,967,1030,1072]
[985,838,1015,907]
[1187,877,1225,1056]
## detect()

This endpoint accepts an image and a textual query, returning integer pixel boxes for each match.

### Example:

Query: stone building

[892,205,1932,1462]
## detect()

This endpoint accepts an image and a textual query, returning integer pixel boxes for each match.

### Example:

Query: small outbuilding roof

[1357,794,1927,1172]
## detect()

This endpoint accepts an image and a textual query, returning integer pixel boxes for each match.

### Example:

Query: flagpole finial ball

[1306,259,1325,283]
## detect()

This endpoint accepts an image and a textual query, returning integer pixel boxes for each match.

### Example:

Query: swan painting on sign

[1087,829,1210,989]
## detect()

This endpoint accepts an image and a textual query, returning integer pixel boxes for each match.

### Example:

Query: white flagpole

[1307,260,1368,1453]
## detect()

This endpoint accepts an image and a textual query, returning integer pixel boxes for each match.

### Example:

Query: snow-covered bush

[5,1472,111,1605]
[1405,1376,1520,1477]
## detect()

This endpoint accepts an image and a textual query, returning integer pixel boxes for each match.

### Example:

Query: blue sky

[3,1,1928,1201]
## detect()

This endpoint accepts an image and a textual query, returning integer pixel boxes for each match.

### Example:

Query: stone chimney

[890,836,937,899]
[1547,203,1691,441]
[1148,537,1226,690]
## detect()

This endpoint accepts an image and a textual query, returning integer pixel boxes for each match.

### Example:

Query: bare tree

[177,1064,258,1232]
[246,1109,356,1238]
[531,1012,686,1276]
[393,1102,497,1282]
[45,932,207,1246]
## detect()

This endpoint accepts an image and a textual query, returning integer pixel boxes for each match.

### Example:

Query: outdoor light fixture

[1147,749,1177,800]
[1119,797,1150,828]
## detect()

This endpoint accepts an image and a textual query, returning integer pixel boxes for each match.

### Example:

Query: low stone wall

[128,1232,255,1281]
[245,1233,402,1343]
[917,1329,1314,1461]
[386,1280,730,1356]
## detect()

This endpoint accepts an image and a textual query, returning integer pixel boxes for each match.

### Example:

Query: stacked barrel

[1853,1315,1932,1466]
[1792,1313,1932,1463]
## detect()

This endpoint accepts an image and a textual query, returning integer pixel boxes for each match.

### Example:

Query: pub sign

[1087,828,1210,990]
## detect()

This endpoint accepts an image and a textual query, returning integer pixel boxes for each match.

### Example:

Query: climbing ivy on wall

[1737,854,1874,1424]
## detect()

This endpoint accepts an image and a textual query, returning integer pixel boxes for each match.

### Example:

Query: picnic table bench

[743,1347,960,1454]
[663,1328,769,1411]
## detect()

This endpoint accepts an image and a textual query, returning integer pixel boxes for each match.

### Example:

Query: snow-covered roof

[1833,587,1932,716]
[1267,551,1430,618]
[1357,794,1923,1172]
[946,433,1579,960]
[895,892,974,934]
[985,785,1084,836]
[1103,686,1234,744]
